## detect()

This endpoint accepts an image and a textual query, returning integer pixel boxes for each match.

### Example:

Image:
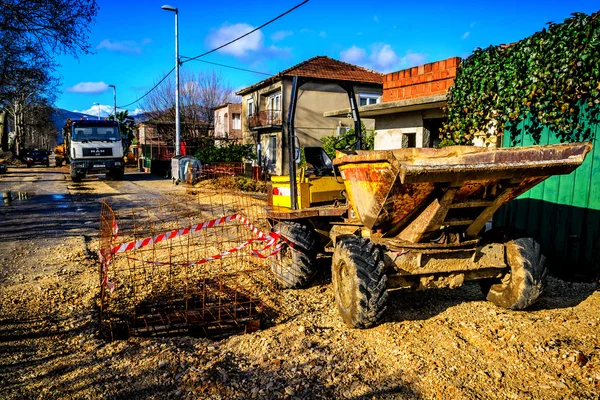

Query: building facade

[213,103,242,144]
[325,57,461,150]
[236,56,383,176]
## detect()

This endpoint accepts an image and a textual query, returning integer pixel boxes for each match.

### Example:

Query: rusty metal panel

[336,143,591,242]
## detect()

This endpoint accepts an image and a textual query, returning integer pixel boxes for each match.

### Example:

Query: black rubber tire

[271,246,316,289]
[275,221,321,256]
[481,237,547,310]
[108,169,124,181]
[70,169,82,183]
[331,236,388,328]
[271,222,320,288]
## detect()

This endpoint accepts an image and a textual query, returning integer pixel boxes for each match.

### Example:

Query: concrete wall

[373,109,444,150]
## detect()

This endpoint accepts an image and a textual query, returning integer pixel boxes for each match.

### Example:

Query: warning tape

[99,214,284,289]
[110,213,240,255]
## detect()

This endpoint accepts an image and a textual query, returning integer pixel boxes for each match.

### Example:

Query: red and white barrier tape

[99,214,283,290]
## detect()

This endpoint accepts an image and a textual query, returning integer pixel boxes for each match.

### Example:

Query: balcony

[248,109,282,130]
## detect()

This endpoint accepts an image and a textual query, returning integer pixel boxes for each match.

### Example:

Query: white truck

[65,119,125,182]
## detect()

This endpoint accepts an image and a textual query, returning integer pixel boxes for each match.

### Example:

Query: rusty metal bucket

[333,143,592,243]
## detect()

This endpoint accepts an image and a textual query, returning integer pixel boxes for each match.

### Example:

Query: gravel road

[0,165,599,399]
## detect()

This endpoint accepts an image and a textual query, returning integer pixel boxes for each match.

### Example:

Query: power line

[180,57,271,76]
[117,0,309,109]
[117,67,175,108]
[181,0,309,64]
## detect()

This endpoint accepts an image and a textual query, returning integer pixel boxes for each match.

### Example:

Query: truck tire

[275,221,321,255]
[270,222,319,288]
[108,169,124,181]
[332,236,388,328]
[271,246,316,289]
[70,169,82,183]
[481,237,547,310]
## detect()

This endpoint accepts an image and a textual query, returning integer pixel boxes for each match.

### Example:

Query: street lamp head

[161,4,177,12]
[108,84,115,89]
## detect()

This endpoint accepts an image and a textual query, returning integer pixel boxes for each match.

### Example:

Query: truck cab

[67,119,125,182]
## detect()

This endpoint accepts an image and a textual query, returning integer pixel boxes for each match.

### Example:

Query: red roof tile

[236,56,383,95]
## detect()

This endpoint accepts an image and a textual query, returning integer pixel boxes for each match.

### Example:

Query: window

[247,98,254,116]
[269,135,277,163]
[359,93,380,106]
[232,113,241,129]
[267,93,281,123]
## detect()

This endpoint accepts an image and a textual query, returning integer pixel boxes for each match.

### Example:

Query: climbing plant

[443,11,600,145]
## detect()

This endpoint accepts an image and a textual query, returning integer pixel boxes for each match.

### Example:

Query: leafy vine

[443,11,600,145]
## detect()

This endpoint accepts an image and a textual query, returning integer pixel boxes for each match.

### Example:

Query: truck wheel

[270,222,319,288]
[481,237,547,310]
[332,236,388,328]
[70,169,82,183]
[275,221,321,256]
[113,169,124,181]
[271,245,316,289]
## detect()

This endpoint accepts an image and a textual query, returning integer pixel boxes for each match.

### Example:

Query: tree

[0,0,99,60]
[141,70,236,147]
[0,0,98,152]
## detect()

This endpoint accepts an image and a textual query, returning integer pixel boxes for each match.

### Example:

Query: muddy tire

[275,221,321,256]
[332,236,388,328]
[271,245,316,289]
[482,237,547,310]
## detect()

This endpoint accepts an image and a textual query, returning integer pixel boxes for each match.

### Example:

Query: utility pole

[162,4,181,156]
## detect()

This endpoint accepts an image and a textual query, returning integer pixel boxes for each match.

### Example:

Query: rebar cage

[98,177,287,340]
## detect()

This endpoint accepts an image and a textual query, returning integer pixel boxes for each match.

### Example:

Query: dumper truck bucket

[333,143,592,243]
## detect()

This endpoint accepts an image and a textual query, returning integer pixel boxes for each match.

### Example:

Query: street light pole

[108,84,116,122]
[161,4,180,156]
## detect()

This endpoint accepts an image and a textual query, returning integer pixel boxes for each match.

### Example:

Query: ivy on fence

[443,11,600,145]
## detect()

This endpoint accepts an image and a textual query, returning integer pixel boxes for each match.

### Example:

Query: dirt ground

[0,166,599,399]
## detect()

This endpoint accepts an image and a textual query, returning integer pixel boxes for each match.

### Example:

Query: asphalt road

[0,163,189,243]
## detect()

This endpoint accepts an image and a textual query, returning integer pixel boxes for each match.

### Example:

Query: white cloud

[340,43,427,73]
[462,31,470,39]
[206,23,264,57]
[74,104,114,117]
[96,39,149,55]
[340,45,367,64]
[271,30,293,41]
[369,44,399,70]
[374,16,379,22]
[66,81,109,94]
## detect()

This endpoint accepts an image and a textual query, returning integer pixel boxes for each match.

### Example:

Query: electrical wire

[181,0,309,64]
[117,67,175,108]
[116,0,309,109]
[180,57,271,76]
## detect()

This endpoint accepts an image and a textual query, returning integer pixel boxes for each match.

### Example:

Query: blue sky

[55,0,599,116]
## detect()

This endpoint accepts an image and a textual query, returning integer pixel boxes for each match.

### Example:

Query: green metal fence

[494,105,599,280]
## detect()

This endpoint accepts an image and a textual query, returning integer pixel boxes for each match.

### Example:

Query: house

[324,57,461,150]
[236,56,384,175]
[135,117,210,172]
[213,103,242,144]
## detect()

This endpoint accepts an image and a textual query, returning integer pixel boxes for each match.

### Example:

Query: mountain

[52,108,99,143]
[52,108,149,143]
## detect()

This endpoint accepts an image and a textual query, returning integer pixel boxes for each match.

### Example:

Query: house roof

[213,102,241,110]
[323,94,448,118]
[236,56,384,95]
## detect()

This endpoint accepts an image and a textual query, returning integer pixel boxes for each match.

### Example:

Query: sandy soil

[0,167,599,399]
